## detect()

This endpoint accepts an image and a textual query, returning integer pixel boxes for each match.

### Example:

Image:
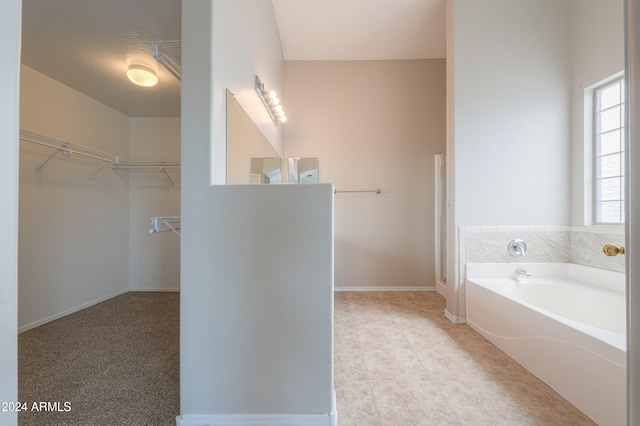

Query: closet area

[17,2,181,421]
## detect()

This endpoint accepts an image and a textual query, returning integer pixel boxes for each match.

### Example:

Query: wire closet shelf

[20,129,119,163]
[149,216,181,237]
[19,129,180,182]
[20,129,120,180]
[112,162,180,186]
[152,40,181,81]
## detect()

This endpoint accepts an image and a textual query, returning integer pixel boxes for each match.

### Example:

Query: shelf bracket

[87,161,107,181]
[161,167,175,186]
[149,217,181,237]
[35,149,63,175]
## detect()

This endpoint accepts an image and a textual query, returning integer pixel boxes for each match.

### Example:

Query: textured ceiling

[272,0,446,61]
[21,0,181,117]
[21,0,445,117]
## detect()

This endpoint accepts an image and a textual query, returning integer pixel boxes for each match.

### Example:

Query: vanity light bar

[255,75,287,126]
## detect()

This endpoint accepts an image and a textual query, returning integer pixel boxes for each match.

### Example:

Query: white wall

[19,65,130,330]
[445,0,458,317]
[447,0,572,319]
[211,0,284,183]
[285,60,446,289]
[18,70,181,325]
[181,1,334,421]
[569,0,624,225]
[453,0,572,227]
[180,1,213,412]
[0,0,20,422]
[627,0,640,421]
[179,185,335,421]
[129,117,181,290]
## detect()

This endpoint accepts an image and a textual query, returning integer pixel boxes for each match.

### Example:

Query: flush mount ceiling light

[126,65,158,87]
[255,75,287,125]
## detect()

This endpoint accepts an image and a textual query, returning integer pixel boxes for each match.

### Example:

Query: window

[594,77,625,224]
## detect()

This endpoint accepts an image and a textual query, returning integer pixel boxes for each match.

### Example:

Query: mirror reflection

[226,90,282,184]
[251,158,282,184]
[288,157,319,184]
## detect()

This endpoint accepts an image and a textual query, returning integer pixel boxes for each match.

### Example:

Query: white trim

[626,4,640,421]
[19,288,179,332]
[434,154,447,287]
[176,413,336,426]
[571,224,625,234]
[18,288,129,333]
[129,287,180,292]
[444,308,466,324]
[435,280,446,297]
[334,286,435,292]
[591,74,625,225]
[177,392,337,426]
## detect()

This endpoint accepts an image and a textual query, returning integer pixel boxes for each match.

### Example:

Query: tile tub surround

[456,225,625,318]
[571,226,625,273]
[334,291,595,425]
[462,227,572,264]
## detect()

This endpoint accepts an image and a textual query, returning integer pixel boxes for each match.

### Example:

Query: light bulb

[269,90,278,99]
[276,105,283,113]
[127,65,158,87]
[273,97,280,105]
[281,116,287,123]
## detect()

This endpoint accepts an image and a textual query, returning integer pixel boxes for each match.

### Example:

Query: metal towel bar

[334,189,382,194]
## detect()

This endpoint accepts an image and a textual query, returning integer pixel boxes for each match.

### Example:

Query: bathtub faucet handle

[515,268,531,277]
[508,239,527,257]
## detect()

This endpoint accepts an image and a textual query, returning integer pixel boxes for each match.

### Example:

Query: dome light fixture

[126,65,158,87]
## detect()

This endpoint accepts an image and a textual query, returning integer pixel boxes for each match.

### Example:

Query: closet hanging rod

[20,129,120,164]
[112,162,180,186]
[334,189,382,194]
[112,162,180,169]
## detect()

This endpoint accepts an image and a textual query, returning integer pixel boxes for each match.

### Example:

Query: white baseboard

[18,287,129,333]
[176,413,336,426]
[176,392,337,426]
[444,309,467,324]
[435,280,446,297]
[19,287,179,332]
[129,287,180,292]
[335,286,435,292]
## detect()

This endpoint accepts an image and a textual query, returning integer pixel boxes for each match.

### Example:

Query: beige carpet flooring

[19,292,179,426]
[18,291,595,425]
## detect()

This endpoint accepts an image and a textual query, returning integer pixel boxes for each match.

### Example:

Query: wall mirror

[250,158,282,184]
[226,90,282,184]
[288,157,319,184]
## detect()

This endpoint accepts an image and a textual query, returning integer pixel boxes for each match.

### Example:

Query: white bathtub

[466,263,626,426]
